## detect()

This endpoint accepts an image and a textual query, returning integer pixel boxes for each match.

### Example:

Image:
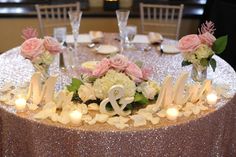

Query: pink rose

[21,27,38,40]
[110,54,129,71]
[199,32,216,47]
[92,58,110,77]
[141,67,153,80]
[125,62,143,82]
[77,67,93,76]
[20,37,44,60]
[44,36,62,54]
[178,34,201,52]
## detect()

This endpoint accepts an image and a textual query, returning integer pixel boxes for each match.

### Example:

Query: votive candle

[166,107,179,121]
[69,110,82,125]
[207,92,217,106]
[15,98,26,112]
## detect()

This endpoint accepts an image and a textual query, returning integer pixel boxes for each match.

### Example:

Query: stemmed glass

[68,11,82,70]
[124,25,137,48]
[116,10,130,52]
[68,11,83,51]
[53,27,67,44]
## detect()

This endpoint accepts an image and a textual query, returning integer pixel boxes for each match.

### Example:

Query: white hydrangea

[93,70,136,100]
[183,52,199,65]
[195,44,213,59]
[183,44,214,65]
[137,80,160,100]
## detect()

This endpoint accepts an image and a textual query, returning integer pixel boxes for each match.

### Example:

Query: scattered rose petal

[27,103,38,110]
[157,109,166,118]
[150,117,160,125]
[88,103,99,111]
[58,112,70,124]
[50,113,59,122]
[0,83,13,92]
[0,93,12,102]
[130,115,147,127]
[192,106,201,115]
[78,103,88,115]
[183,110,192,117]
[199,104,208,111]
[88,118,97,125]
[94,114,109,123]
[114,123,129,129]
[82,115,93,123]
[107,116,130,129]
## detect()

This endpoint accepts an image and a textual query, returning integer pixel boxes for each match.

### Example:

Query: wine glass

[68,11,83,51]
[116,10,130,52]
[125,25,137,48]
[53,27,67,44]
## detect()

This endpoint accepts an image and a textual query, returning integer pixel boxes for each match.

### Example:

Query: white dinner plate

[95,45,119,54]
[162,44,179,54]
[81,61,98,70]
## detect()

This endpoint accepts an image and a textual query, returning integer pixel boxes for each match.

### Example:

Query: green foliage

[200,58,209,67]
[135,61,143,68]
[181,60,192,67]
[66,78,83,102]
[66,78,83,92]
[134,93,148,105]
[209,58,217,72]
[212,35,228,54]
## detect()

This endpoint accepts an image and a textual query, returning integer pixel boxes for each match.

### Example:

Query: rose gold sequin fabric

[0,34,236,157]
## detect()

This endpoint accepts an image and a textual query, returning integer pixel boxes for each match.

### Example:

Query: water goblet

[68,11,83,51]
[116,9,130,52]
[53,27,67,44]
[124,25,137,48]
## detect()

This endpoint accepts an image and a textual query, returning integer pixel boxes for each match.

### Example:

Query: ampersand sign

[99,85,134,116]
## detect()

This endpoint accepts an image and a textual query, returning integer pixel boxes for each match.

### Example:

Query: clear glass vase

[191,64,207,82]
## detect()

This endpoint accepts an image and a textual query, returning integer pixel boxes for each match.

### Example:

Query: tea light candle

[69,110,82,125]
[166,107,179,121]
[207,92,217,106]
[15,98,26,112]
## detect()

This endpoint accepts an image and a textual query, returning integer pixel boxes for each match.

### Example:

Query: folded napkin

[148,32,163,44]
[89,31,104,43]
[132,35,149,44]
[66,34,92,43]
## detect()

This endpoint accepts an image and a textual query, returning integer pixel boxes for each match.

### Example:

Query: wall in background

[0,18,199,52]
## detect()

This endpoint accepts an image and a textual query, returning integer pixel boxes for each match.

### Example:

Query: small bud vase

[191,64,207,82]
[33,63,50,82]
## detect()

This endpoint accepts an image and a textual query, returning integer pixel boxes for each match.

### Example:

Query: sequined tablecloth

[0,34,236,157]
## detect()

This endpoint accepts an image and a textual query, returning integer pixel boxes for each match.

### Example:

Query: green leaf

[212,35,228,54]
[200,58,209,67]
[134,93,148,105]
[209,58,217,72]
[66,78,83,92]
[135,61,143,68]
[181,60,192,67]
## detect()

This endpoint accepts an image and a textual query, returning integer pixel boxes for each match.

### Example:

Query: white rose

[138,81,160,100]
[78,83,96,102]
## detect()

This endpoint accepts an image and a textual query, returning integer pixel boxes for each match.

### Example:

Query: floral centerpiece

[178,21,228,82]
[67,54,160,111]
[20,27,62,80]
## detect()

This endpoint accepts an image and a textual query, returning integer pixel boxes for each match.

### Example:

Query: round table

[0,34,236,157]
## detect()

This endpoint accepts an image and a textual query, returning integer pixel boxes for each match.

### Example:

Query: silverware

[143,46,152,52]
[59,52,66,71]
[157,44,164,56]
[87,43,96,48]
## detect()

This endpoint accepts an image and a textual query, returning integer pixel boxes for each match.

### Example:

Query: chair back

[140,3,184,39]
[35,2,80,36]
